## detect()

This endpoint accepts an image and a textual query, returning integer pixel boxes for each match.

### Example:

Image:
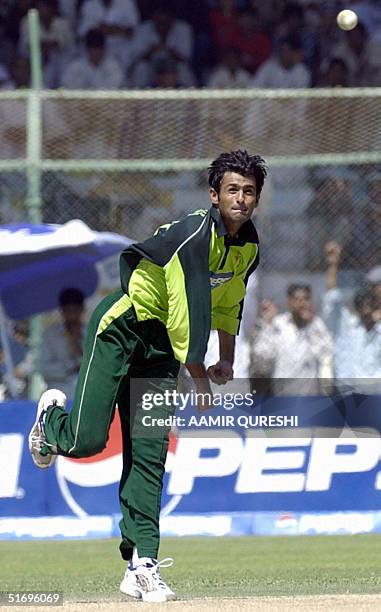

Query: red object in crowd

[209,8,240,52]
[209,8,272,74]
[229,30,272,74]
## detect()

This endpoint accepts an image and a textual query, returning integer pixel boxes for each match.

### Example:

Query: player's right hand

[207,360,233,385]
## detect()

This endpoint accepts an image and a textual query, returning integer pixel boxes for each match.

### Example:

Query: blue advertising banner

[1,401,381,539]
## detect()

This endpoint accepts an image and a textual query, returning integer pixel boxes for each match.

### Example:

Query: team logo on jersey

[210,272,233,288]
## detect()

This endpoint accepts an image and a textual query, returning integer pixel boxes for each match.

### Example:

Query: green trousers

[43,289,179,559]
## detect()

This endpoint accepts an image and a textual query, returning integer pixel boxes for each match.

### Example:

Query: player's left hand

[207,360,234,385]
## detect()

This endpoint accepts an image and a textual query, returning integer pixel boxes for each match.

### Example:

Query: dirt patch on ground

[10,594,381,612]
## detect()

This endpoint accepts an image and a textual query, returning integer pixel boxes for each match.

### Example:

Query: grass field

[1,534,381,605]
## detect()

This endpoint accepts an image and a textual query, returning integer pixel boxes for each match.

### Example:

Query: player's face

[210,172,258,229]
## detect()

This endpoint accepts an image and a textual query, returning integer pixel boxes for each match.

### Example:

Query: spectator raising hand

[322,240,381,391]
[324,240,342,290]
[249,286,333,396]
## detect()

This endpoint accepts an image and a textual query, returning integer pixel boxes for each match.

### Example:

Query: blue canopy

[0,221,132,319]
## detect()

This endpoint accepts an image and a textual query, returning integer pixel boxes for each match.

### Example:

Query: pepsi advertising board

[2,401,381,539]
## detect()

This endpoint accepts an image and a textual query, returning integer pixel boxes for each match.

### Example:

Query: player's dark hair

[287,283,311,298]
[208,150,268,196]
[59,288,85,307]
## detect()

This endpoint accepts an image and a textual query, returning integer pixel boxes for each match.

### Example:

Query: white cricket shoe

[28,389,66,469]
[126,557,176,603]
[119,561,142,600]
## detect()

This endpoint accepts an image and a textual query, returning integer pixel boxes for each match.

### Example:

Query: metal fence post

[27,9,44,399]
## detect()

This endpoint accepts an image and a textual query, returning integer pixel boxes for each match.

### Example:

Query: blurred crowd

[248,240,381,396]
[0,287,86,400]
[0,0,380,90]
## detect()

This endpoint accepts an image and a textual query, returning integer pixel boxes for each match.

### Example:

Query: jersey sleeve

[120,210,212,363]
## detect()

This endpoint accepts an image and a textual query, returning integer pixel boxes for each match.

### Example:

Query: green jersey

[120,207,259,364]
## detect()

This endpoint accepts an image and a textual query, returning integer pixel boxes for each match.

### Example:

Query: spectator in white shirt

[78,0,140,70]
[328,22,376,86]
[249,284,333,395]
[274,2,319,80]
[130,3,195,88]
[61,29,124,89]
[39,288,87,400]
[150,58,182,88]
[19,0,74,88]
[207,47,251,89]
[318,242,381,438]
[322,241,381,393]
[19,0,73,57]
[252,35,311,89]
[19,0,74,55]
[317,57,349,88]
[367,266,381,314]
[57,0,77,29]
[247,34,310,150]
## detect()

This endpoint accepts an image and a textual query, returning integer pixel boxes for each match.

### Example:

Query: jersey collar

[210,206,259,244]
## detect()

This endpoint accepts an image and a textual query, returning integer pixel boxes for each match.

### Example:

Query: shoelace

[30,434,43,451]
[155,558,174,570]
[31,410,56,452]
[30,435,56,454]
[135,557,174,592]
[153,558,173,589]
[30,413,46,451]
